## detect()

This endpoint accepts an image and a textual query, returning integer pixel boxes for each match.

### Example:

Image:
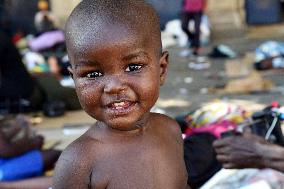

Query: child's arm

[158,114,189,188]
[53,139,102,189]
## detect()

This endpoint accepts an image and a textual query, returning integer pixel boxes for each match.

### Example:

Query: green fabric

[32,76,81,110]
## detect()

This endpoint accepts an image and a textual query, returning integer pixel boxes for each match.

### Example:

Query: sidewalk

[158,8,284,117]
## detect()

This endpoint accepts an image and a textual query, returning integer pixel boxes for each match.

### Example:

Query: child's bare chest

[90,136,187,189]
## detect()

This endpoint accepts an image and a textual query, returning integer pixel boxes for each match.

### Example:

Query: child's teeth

[112,102,127,109]
[114,102,125,107]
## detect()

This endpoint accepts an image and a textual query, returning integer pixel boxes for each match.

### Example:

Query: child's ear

[159,51,169,85]
[67,66,74,79]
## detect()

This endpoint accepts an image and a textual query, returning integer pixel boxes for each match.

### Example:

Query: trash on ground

[200,88,209,94]
[225,59,251,78]
[179,88,188,95]
[209,44,237,59]
[204,72,225,80]
[188,62,211,70]
[184,77,193,84]
[211,72,275,94]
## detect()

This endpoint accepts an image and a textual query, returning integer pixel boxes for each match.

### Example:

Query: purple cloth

[183,0,205,12]
[29,30,65,52]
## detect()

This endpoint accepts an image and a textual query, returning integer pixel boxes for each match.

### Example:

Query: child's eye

[125,64,142,72]
[86,71,103,78]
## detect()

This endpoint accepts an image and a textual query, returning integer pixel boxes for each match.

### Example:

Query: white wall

[50,0,81,28]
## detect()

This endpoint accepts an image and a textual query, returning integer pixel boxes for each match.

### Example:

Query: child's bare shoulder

[151,113,183,145]
[53,128,102,188]
[150,113,182,139]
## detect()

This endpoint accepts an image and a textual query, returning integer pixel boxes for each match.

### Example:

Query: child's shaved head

[65,0,162,58]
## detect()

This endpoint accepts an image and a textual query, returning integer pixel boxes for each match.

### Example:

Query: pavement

[157,17,284,118]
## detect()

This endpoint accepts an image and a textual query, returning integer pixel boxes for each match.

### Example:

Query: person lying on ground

[0,115,61,181]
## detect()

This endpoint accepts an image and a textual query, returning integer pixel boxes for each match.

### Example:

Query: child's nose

[103,75,127,94]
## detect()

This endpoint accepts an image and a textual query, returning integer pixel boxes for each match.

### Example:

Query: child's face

[68,25,168,131]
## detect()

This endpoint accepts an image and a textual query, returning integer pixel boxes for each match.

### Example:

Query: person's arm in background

[0,116,44,158]
[0,176,52,189]
[213,132,284,172]
[203,0,208,13]
[0,129,44,158]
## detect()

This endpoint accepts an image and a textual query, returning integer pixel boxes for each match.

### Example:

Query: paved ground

[156,19,284,118]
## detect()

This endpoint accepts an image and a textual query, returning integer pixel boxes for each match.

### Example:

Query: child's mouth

[110,101,132,110]
[106,100,136,115]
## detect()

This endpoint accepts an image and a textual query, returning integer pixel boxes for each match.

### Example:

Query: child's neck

[108,125,148,137]
[97,113,152,137]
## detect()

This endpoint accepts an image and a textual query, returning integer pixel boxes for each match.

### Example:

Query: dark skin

[213,131,284,172]
[0,176,52,189]
[54,115,188,189]
[0,115,44,158]
[53,5,188,188]
[0,116,61,189]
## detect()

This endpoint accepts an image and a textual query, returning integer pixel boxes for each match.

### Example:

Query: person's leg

[192,12,203,55]
[0,176,52,189]
[181,12,194,45]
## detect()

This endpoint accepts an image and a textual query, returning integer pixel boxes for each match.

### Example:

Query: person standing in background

[181,0,207,56]
[34,0,59,34]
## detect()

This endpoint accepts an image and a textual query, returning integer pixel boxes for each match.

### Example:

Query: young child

[53,0,188,188]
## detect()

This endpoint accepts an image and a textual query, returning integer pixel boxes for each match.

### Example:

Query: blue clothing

[255,41,284,62]
[0,150,43,181]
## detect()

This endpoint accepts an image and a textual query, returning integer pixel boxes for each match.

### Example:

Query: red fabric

[12,33,23,44]
[183,0,205,12]
[185,120,237,139]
